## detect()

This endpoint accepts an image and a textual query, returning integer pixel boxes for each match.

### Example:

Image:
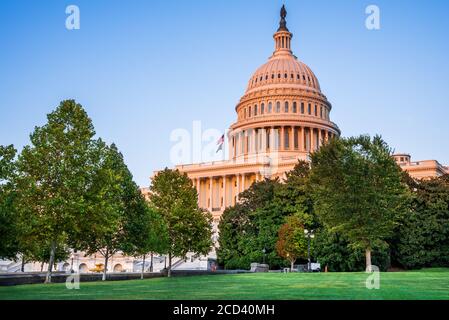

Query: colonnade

[230,126,336,158]
[192,173,264,213]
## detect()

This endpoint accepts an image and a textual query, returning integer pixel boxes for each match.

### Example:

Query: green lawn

[1,269,449,300]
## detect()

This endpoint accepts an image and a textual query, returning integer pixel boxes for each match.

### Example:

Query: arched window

[272,74,275,79]
[244,108,247,119]
[320,106,323,118]
[268,102,272,113]
[276,102,281,113]
[284,73,288,79]
[278,73,281,79]
[254,104,258,116]
[297,74,300,80]
[308,103,311,115]
[284,102,289,113]
[314,105,318,116]
[261,103,265,114]
[301,102,305,114]
[293,102,297,113]
[249,106,252,117]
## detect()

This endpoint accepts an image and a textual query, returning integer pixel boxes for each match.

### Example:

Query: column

[290,126,294,150]
[280,126,285,151]
[196,178,201,207]
[241,174,245,193]
[236,174,240,202]
[209,177,213,212]
[300,127,305,151]
[253,129,257,154]
[318,129,322,149]
[222,175,227,209]
[310,128,315,152]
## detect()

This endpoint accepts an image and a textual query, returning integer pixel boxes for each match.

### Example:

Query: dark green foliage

[218,163,315,270]
[313,228,390,272]
[309,135,409,269]
[392,175,449,269]
[0,145,19,259]
[150,168,213,276]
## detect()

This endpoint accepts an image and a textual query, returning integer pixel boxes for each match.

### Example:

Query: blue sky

[1,0,448,187]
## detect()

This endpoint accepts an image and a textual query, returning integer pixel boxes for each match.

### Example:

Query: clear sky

[1,0,448,187]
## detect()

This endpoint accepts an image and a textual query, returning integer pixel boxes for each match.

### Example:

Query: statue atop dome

[278,4,289,31]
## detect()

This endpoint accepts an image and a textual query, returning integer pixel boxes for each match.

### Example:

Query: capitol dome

[246,56,321,94]
[229,5,340,160]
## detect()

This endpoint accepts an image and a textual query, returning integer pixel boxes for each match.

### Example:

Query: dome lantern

[273,4,293,56]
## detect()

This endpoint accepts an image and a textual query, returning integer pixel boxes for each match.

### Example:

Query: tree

[217,178,290,269]
[15,100,97,283]
[72,143,157,281]
[275,215,308,271]
[0,145,20,260]
[391,174,449,269]
[312,227,390,272]
[217,163,319,270]
[120,193,169,280]
[149,168,213,277]
[309,135,409,271]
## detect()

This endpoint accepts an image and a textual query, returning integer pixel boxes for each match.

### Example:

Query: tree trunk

[102,247,109,281]
[21,256,26,272]
[40,262,44,272]
[168,253,172,278]
[44,240,56,284]
[150,253,153,272]
[290,260,294,272]
[365,248,372,272]
[141,254,146,280]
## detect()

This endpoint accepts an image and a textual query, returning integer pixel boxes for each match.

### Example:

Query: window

[297,74,300,80]
[284,102,289,113]
[249,106,252,117]
[293,102,297,113]
[320,106,323,118]
[254,105,258,116]
[308,103,311,115]
[276,102,281,113]
[265,75,268,80]
[272,74,275,79]
[244,108,247,119]
[315,105,318,116]
[284,73,288,79]
[260,76,263,81]
[268,102,272,113]
[278,73,281,79]
[261,103,265,114]
[301,102,304,114]
[303,75,306,81]
[291,74,294,79]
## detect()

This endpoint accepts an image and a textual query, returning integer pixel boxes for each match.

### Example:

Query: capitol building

[3,5,447,274]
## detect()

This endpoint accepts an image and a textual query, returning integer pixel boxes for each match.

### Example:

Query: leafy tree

[218,163,317,270]
[149,168,213,277]
[73,143,157,281]
[0,145,20,260]
[217,179,284,269]
[309,135,409,271]
[392,174,449,269]
[275,215,308,271]
[15,100,97,283]
[120,193,169,279]
[312,228,390,272]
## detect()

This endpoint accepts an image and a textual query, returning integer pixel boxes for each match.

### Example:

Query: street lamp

[262,248,266,264]
[304,229,315,272]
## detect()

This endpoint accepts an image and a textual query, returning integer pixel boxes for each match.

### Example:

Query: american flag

[216,134,225,153]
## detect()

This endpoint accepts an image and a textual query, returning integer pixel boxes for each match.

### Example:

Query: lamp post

[262,248,266,264]
[304,229,315,272]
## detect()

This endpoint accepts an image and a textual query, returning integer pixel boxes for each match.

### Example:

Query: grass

[1,268,449,300]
